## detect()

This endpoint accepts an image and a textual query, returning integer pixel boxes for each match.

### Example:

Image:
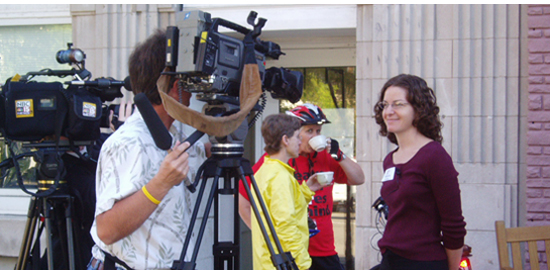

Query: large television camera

[0,44,129,196]
[164,9,303,106]
[0,43,129,144]
[157,10,307,270]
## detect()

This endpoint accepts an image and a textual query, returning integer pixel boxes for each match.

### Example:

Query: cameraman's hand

[153,141,190,190]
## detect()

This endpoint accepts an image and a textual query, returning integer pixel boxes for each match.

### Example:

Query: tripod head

[0,139,91,196]
[203,100,254,146]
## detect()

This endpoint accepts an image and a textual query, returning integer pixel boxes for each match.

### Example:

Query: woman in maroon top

[373,74,466,270]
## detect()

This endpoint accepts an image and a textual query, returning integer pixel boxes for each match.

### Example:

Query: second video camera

[0,44,128,143]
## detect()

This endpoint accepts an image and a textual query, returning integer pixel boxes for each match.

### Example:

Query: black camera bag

[3,81,68,141]
[65,87,102,141]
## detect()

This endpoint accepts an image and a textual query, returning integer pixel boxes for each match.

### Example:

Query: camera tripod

[16,191,77,270]
[12,148,79,270]
[3,142,94,270]
[172,143,298,270]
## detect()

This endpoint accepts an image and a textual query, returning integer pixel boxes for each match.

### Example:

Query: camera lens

[56,49,85,64]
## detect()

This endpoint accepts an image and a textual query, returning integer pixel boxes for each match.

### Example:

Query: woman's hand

[306,173,325,192]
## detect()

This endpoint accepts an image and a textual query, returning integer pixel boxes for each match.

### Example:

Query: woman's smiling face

[382,86,416,136]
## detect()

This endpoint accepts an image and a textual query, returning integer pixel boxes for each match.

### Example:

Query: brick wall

[527,4,550,227]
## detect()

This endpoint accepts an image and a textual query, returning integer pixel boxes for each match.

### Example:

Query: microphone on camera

[396,168,401,176]
[134,93,172,150]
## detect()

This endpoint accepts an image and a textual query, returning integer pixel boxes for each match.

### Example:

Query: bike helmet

[285,103,331,125]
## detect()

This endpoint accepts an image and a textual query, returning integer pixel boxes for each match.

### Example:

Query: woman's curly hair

[374,74,443,145]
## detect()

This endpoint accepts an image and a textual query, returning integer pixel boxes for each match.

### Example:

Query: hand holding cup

[307,171,334,192]
[316,171,334,186]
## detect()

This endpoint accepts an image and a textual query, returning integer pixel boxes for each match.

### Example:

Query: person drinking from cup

[239,103,365,270]
[251,114,326,270]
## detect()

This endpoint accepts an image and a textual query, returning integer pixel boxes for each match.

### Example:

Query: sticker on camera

[82,102,97,118]
[15,99,34,118]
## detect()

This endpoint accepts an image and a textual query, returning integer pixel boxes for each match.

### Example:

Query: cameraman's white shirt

[90,110,206,270]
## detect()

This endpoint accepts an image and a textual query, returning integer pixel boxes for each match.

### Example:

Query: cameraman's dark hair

[262,114,301,155]
[374,74,443,144]
[128,29,167,105]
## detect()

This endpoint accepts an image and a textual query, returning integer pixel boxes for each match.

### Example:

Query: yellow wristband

[142,186,160,205]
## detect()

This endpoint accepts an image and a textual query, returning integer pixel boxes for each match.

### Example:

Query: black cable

[248,92,266,129]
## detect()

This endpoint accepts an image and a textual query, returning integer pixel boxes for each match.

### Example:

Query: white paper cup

[316,171,334,185]
[308,135,327,152]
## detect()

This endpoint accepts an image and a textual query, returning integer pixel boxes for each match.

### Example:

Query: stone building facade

[526,5,550,229]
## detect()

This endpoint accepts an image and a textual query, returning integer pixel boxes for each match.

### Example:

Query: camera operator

[239,103,365,270]
[88,29,207,270]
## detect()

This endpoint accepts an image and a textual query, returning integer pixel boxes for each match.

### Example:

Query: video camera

[0,43,130,144]
[0,43,130,196]
[164,9,303,106]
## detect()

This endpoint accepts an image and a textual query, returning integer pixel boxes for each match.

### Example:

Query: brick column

[527,4,550,226]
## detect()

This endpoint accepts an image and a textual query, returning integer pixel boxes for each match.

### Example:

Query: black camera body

[166,9,303,104]
[0,45,127,144]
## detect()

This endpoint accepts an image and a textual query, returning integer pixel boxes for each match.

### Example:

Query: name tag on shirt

[382,167,396,182]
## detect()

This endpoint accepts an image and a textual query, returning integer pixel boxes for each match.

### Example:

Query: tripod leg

[43,198,55,270]
[64,197,76,270]
[238,168,287,270]
[173,173,207,270]
[213,169,240,270]
[16,197,40,270]
[192,168,221,265]
[173,164,221,270]
[238,166,300,270]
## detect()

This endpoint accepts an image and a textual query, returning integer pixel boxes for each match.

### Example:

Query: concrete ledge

[0,215,27,257]
[0,4,70,26]
[0,256,17,270]
[0,189,32,216]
